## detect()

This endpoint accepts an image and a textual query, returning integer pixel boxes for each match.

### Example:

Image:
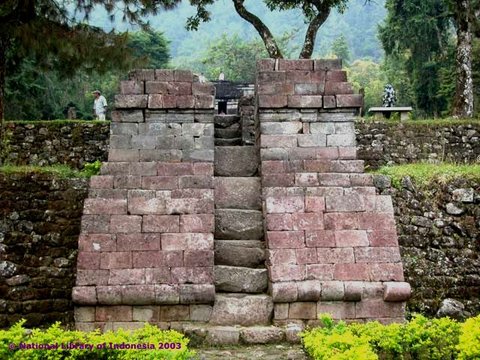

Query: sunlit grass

[372,163,480,188]
[0,164,96,178]
[6,120,110,126]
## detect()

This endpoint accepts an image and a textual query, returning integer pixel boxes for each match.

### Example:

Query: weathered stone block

[267,231,304,249]
[180,214,215,233]
[115,95,148,108]
[297,280,321,301]
[260,121,303,135]
[305,230,335,248]
[305,263,334,280]
[334,263,369,281]
[100,252,132,269]
[111,110,144,123]
[179,284,215,304]
[174,70,193,82]
[258,95,288,108]
[325,82,354,95]
[194,95,215,109]
[321,281,345,301]
[336,94,363,108]
[214,177,261,210]
[240,326,285,344]
[72,287,97,305]
[215,146,258,176]
[314,59,342,71]
[317,248,355,264]
[215,266,268,293]
[344,281,364,302]
[215,209,263,240]
[288,95,323,108]
[327,133,356,147]
[143,215,180,233]
[270,264,305,282]
[257,59,276,72]
[383,282,411,302]
[210,294,273,326]
[155,69,175,81]
[289,302,317,319]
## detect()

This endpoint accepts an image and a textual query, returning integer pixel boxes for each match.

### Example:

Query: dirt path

[193,344,308,360]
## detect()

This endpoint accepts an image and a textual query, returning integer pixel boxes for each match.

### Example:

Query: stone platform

[73,61,410,335]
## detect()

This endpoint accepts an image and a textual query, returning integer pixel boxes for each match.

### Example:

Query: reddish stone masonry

[74,61,410,331]
[73,69,216,330]
[256,59,410,325]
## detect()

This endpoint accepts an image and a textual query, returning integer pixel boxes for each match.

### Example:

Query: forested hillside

[89,0,386,61]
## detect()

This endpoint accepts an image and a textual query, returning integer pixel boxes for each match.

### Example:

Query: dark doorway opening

[218,101,227,114]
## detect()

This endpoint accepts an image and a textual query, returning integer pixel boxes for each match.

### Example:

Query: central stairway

[210,114,273,326]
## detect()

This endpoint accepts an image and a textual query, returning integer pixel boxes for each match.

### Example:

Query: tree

[187,0,355,59]
[330,34,351,64]
[127,30,171,68]
[379,0,477,118]
[3,30,171,120]
[451,0,474,117]
[0,0,180,134]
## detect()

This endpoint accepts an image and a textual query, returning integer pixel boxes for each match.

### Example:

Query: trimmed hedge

[301,314,480,360]
[0,321,194,359]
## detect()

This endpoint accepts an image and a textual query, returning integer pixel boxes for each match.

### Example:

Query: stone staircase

[210,141,273,326]
[214,115,242,146]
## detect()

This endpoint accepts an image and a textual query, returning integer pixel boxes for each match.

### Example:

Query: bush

[0,321,195,360]
[301,314,480,360]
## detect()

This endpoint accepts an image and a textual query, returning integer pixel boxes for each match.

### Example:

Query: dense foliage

[0,320,194,360]
[302,314,480,360]
[4,31,170,120]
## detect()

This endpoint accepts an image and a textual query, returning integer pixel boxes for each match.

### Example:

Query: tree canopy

[186,0,354,59]
[0,0,180,129]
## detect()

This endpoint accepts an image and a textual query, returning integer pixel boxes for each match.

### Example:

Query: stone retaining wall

[2,120,479,171]
[357,121,480,170]
[0,173,88,328]
[377,175,480,316]
[1,122,109,169]
[0,173,478,328]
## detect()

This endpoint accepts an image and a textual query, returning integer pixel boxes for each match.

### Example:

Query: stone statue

[383,84,397,107]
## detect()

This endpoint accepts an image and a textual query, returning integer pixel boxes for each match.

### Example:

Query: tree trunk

[452,0,474,118]
[232,0,283,59]
[299,9,330,59]
[0,38,6,140]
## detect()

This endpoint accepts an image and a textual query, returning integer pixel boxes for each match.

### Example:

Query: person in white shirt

[92,90,107,120]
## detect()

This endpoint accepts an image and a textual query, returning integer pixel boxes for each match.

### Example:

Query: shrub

[301,314,480,360]
[0,320,195,360]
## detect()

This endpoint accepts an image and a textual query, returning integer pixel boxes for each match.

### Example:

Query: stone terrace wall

[374,175,480,316]
[73,69,217,331]
[2,117,479,172]
[256,59,410,325]
[0,173,88,328]
[1,122,109,169]
[357,121,480,170]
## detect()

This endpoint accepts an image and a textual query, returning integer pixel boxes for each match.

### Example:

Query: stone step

[215,127,241,139]
[215,138,242,146]
[215,146,259,177]
[215,265,268,293]
[182,324,303,346]
[215,177,262,210]
[214,115,241,128]
[209,294,273,326]
[215,241,265,268]
[215,209,263,240]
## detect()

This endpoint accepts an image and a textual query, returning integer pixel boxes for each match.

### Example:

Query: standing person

[92,90,107,120]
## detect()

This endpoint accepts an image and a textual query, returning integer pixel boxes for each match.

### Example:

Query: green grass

[5,119,110,126]
[357,117,480,127]
[372,163,480,188]
[0,164,98,179]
